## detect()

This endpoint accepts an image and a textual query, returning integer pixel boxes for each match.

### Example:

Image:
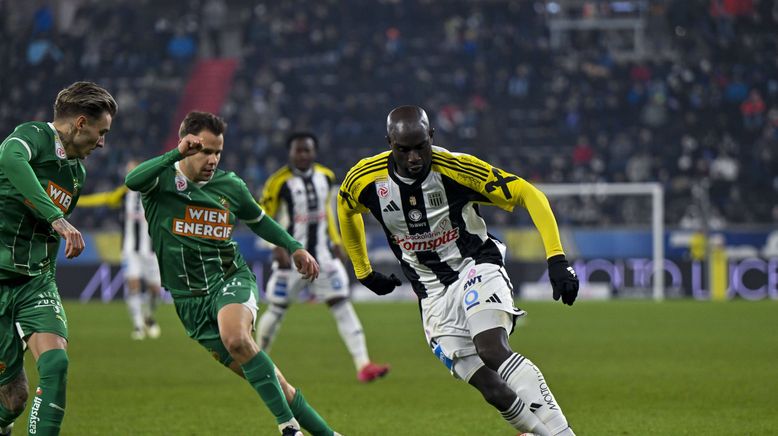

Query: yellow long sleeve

[78,185,128,208]
[516,181,565,259]
[337,199,372,279]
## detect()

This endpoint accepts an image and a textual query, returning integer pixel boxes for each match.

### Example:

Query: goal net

[515,182,666,301]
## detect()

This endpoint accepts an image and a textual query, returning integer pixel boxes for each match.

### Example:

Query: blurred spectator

[740,88,766,131]
[2,0,777,229]
[168,29,197,60]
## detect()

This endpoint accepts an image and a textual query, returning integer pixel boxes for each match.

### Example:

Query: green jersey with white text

[0,122,85,279]
[126,149,267,297]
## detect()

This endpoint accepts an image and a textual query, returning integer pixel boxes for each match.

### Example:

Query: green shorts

[173,267,259,366]
[0,272,68,385]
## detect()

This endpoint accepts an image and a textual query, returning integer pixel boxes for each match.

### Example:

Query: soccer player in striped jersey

[120,161,163,340]
[78,160,163,340]
[125,112,338,436]
[0,82,117,436]
[337,106,580,435]
[256,132,390,383]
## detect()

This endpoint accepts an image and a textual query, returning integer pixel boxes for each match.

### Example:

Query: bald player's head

[386,105,435,178]
[386,106,430,138]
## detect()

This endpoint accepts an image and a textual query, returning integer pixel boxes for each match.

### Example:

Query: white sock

[500,396,551,435]
[126,293,144,330]
[140,292,151,321]
[329,300,370,370]
[143,290,159,320]
[499,353,573,436]
[256,304,287,351]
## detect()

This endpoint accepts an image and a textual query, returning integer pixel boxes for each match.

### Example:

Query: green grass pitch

[18,300,778,435]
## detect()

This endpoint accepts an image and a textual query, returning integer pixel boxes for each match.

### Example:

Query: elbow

[124,175,139,191]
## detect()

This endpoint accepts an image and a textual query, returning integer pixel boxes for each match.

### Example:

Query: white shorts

[123,251,161,286]
[422,262,525,372]
[264,258,349,305]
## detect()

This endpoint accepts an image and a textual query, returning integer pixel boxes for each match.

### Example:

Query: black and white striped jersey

[260,164,341,262]
[338,146,564,298]
[123,189,153,256]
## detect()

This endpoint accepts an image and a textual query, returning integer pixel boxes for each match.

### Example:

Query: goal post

[536,182,665,301]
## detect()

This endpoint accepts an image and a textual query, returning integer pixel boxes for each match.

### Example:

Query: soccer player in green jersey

[125,111,338,436]
[0,81,117,436]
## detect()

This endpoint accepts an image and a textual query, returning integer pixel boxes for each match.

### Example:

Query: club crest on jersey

[376,180,390,198]
[54,139,66,159]
[427,191,443,207]
[175,174,188,191]
[46,181,73,212]
[407,209,423,222]
[409,196,417,206]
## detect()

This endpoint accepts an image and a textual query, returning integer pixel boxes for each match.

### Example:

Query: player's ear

[386,135,392,148]
[429,127,435,140]
[75,115,87,130]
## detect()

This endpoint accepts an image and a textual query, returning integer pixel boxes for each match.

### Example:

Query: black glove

[548,254,579,306]
[359,271,401,296]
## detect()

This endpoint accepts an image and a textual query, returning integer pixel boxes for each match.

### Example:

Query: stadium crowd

[2,0,777,228]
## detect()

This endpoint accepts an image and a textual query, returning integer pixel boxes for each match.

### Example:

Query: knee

[38,349,69,379]
[476,343,511,371]
[222,334,253,359]
[325,296,347,308]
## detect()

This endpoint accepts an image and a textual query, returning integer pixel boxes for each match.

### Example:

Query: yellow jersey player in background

[256,132,390,383]
[337,106,579,435]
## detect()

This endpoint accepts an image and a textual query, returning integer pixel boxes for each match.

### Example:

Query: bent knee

[222,335,255,358]
[38,349,69,378]
[476,345,511,371]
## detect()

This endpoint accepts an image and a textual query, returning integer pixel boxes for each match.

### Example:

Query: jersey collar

[388,153,430,188]
[47,122,69,161]
[174,161,212,186]
[290,165,314,178]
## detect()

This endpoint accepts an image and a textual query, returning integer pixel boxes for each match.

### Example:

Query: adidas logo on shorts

[485,293,502,304]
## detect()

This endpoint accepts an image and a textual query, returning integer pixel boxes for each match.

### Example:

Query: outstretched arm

[516,180,578,305]
[515,181,564,259]
[438,151,577,304]
[246,215,302,254]
[246,216,318,280]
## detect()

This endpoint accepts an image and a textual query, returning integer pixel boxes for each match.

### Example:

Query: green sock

[290,390,334,436]
[240,351,294,424]
[0,402,22,429]
[30,349,68,436]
